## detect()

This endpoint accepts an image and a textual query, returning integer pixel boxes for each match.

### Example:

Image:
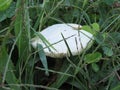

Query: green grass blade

[37,44,49,76]
[0,46,20,89]
[61,33,73,57]
[31,27,57,51]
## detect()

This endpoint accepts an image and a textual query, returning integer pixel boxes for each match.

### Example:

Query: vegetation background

[0,0,120,90]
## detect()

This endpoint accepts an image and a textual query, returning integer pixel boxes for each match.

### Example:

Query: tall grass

[0,0,120,90]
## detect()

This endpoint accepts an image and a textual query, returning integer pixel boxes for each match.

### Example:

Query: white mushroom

[31,23,93,58]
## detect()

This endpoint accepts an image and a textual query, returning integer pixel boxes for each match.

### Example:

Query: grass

[0,0,120,90]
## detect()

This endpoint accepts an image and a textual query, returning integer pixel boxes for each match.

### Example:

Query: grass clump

[0,0,120,90]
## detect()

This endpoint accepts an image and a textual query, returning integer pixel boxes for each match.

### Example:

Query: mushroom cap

[31,23,93,58]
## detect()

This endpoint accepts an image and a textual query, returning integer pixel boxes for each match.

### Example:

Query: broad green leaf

[108,32,120,44]
[0,0,12,11]
[91,23,100,32]
[84,52,102,64]
[102,46,113,56]
[38,44,49,76]
[0,2,15,22]
[82,25,93,34]
[94,33,105,45]
[82,23,100,35]
[91,63,99,72]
